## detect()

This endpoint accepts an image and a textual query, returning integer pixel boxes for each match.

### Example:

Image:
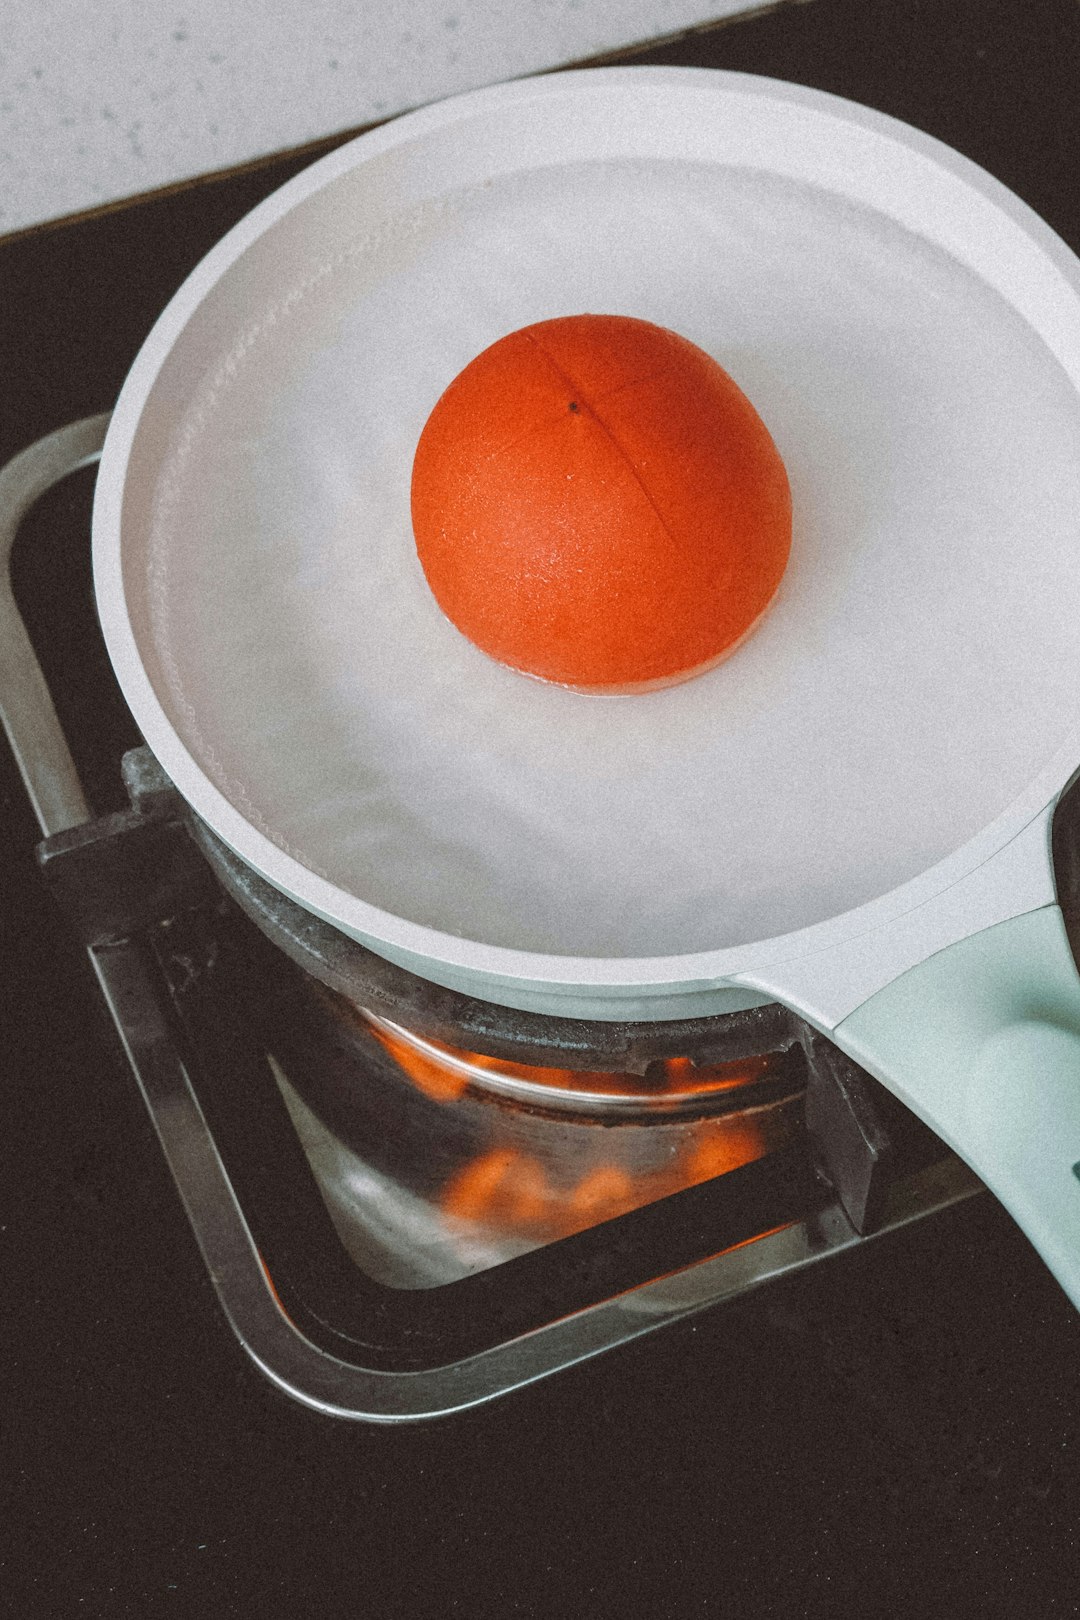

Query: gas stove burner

[231,952,809,1285]
[264,1002,807,1287]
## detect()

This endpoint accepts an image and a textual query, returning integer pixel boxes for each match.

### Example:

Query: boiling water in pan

[147,159,1080,955]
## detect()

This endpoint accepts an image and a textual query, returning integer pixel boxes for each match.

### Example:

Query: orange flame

[366,1016,772,1106]
[439,1108,792,1243]
[370,1026,472,1102]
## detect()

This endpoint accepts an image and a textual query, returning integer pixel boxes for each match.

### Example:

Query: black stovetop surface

[5,1,1080,1614]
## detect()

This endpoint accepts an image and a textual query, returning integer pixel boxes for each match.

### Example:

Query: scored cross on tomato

[410,314,792,692]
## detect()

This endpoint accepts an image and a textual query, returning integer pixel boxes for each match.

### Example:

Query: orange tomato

[410,314,791,690]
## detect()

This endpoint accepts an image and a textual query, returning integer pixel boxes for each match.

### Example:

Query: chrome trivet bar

[0,419,983,1421]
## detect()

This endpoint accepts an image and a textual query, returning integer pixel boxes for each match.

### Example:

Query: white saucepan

[92,68,1080,1307]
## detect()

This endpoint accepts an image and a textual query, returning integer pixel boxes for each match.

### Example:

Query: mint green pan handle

[835,905,1080,1307]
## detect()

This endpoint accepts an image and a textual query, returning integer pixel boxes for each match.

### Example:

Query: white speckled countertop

[1,0,759,234]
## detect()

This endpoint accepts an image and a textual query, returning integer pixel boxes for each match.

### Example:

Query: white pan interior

[97,71,1080,975]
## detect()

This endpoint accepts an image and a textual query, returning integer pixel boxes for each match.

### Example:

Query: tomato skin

[410,314,792,690]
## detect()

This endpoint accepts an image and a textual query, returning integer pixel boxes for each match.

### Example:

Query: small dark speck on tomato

[568,401,579,412]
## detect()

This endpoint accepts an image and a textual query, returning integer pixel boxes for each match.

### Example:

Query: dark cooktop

[5,2,1080,1615]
